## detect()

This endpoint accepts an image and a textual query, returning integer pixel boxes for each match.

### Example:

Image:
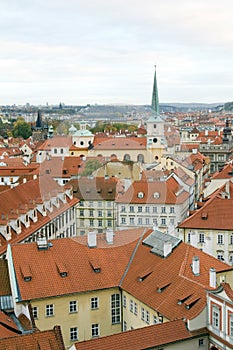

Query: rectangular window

[80,209,84,216]
[130,300,134,313]
[121,206,126,213]
[111,294,121,324]
[161,218,166,225]
[138,217,142,225]
[89,209,94,217]
[123,295,126,308]
[217,234,223,245]
[98,201,102,207]
[134,302,138,316]
[121,217,126,224]
[138,206,142,213]
[129,217,134,224]
[187,232,191,243]
[107,220,112,227]
[45,304,54,317]
[170,207,175,214]
[32,306,38,319]
[153,207,157,213]
[107,201,112,208]
[230,235,233,245]
[91,297,99,310]
[141,307,145,321]
[98,220,102,227]
[69,300,77,313]
[107,210,112,217]
[129,206,134,213]
[146,310,150,324]
[91,324,99,337]
[212,306,220,329]
[161,206,166,213]
[230,315,233,336]
[123,321,127,331]
[153,315,158,324]
[98,210,102,217]
[70,327,78,341]
[145,206,150,213]
[89,201,93,207]
[90,219,94,227]
[198,338,204,346]
[199,233,205,243]
[145,218,150,225]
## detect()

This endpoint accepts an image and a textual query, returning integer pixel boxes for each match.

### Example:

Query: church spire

[151,65,160,115]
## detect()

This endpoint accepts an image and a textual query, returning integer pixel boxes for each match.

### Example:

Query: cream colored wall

[94,162,142,182]
[122,291,169,331]
[31,288,121,348]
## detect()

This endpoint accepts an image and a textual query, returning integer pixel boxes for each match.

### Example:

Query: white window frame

[91,297,99,310]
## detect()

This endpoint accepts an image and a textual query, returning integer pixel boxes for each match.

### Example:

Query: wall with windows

[29,287,121,348]
[207,285,233,349]
[180,227,233,265]
[76,200,116,235]
[122,291,167,332]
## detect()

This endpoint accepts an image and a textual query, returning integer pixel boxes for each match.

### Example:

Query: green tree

[12,117,32,139]
[81,160,102,176]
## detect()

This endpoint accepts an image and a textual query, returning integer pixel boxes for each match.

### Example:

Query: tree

[81,160,102,176]
[12,117,32,139]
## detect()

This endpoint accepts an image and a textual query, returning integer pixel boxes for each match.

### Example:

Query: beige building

[7,229,233,348]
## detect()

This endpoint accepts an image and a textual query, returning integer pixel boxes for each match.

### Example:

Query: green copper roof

[151,65,160,115]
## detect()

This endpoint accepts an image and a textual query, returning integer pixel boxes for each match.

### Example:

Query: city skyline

[1,0,233,106]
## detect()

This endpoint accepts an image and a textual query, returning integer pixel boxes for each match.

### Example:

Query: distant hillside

[223,102,233,111]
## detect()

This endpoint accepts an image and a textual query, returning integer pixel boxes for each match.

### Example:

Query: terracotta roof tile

[0,260,11,295]
[74,319,207,350]
[93,136,147,150]
[0,326,65,350]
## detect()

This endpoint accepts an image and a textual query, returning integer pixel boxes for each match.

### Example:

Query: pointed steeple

[151,65,160,114]
[36,110,43,129]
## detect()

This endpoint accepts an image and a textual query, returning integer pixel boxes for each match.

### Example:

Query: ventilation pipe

[210,267,216,288]
[164,241,172,257]
[88,231,97,248]
[106,229,113,244]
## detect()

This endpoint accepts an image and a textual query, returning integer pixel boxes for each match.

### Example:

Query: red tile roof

[116,177,189,204]
[0,326,65,350]
[179,182,233,230]
[121,231,232,320]
[10,228,231,322]
[0,260,11,295]
[211,163,233,180]
[74,319,207,350]
[93,136,147,150]
[11,228,147,301]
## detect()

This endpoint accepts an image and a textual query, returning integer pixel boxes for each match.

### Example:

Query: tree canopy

[81,160,102,176]
[12,117,32,139]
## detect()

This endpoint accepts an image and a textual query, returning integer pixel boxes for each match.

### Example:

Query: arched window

[123,154,131,161]
[137,154,144,163]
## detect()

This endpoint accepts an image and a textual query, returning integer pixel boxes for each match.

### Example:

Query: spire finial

[151,65,160,115]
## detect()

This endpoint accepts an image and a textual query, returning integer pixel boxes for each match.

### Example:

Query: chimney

[192,256,200,276]
[225,181,230,199]
[23,178,27,183]
[209,267,216,288]
[106,229,113,244]
[88,231,97,248]
[164,241,172,257]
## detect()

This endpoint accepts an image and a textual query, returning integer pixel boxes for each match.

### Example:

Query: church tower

[146,66,166,162]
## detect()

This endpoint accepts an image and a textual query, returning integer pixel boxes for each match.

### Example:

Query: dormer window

[137,192,144,199]
[153,192,160,199]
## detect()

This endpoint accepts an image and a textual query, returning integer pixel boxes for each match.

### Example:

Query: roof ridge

[119,228,149,286]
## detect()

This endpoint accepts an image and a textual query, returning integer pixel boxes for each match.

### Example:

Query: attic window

[138,271,152,282]
[177,294,192,305]
[185,298,200,310]
[153,192,160,199]
[157,282,171,293]
[21,266,32,282]
[89,256,101,273]
[56,262,68,277]
[108,188,113,193]
[202,212,208,220]
[137,192,144,199]
[97,188,101,193]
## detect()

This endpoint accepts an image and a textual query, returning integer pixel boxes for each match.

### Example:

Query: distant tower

[146,65,166,162]
[151,65,160,115]
[32,110,48,142]
[222,118,232,143]
[36,110,43,129]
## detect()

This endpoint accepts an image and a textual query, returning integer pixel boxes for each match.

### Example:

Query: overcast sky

[1,0,233,105]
